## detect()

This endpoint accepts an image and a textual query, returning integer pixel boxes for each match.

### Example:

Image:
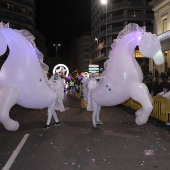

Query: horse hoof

[135,110,142,117]
[4,120,19,131]
[92,125,99,130]
[135,117,147,126]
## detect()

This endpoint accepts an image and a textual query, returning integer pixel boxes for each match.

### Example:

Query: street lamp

[100,0,108,57]
[95,37,98,47]
[53,43,61,58]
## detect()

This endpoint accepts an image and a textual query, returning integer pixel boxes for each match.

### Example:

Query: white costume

[157,91,170,100]
[44,73,65,129]
[86,73,103,128]
[81,76,89,102]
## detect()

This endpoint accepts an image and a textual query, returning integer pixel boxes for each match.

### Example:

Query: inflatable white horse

[91,23,164,128]
[0,22,55,131]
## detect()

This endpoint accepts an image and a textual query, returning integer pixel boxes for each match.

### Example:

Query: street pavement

[0,92,170,170]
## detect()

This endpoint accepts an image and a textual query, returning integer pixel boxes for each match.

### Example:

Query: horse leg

[0,87,19,131]
[135,92,153,117]
[130,82,153,125]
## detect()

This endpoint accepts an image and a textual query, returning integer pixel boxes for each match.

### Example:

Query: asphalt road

[0,93,170,170]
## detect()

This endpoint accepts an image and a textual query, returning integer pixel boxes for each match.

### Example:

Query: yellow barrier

[122,99,131,107]
[81,99,87,109]
[130,99,142,110]
[151,96,170,123]
[121,97,170,123]
[75,92,81,99]
[67,90,71,95]
[77,93,81,99]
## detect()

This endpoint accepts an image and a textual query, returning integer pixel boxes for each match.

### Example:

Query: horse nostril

[106,85,108,88]
[40,79,41,82]
[109,88,111,91]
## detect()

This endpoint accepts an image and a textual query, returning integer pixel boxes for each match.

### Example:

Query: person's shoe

[43,124,50,130]
[96,120,103,125]
[166,122,170,126]
[51,122,60,127]
[92,125,99,130]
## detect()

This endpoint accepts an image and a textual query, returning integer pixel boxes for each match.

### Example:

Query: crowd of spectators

[143,70,170,98]
[141,70,170,126]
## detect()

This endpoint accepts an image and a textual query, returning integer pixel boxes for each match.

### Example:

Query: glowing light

[53,64,69,77]
[100,0,108,5]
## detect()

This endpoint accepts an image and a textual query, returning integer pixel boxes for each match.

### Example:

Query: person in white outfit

[156,84,170,100]
[43,72,65,130]
[87,73,103,130]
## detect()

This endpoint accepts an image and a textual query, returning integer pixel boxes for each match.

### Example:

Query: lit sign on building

[88,64,99,73]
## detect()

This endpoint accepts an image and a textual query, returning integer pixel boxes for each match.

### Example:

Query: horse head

[139,32,164,65]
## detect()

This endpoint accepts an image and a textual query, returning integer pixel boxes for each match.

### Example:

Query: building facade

[0,0,36,68]
[77,32,91,73]
[0,0,49,70]
[0,0,35,34]
[91,0,154,70]
[149,0,170,76]
[68,32,91,74]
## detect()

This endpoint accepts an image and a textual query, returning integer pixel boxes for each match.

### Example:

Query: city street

[0,93,170,170]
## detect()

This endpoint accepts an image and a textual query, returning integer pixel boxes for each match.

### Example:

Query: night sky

[35,0,91,61]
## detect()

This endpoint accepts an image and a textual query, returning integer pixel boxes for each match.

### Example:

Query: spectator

[148,77,158,96]
[156,84,170,100]
[157,77,165,94]
[157,84,170,126]
[166,77,170,91]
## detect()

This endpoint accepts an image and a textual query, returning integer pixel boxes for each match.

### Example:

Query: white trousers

[46,101,59,125]
[92,100,101,126]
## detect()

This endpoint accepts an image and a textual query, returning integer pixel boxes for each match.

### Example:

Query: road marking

[2,134,29,170]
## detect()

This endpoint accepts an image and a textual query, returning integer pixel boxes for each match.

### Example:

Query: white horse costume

[91,23,164,128]
[0,22,55,131]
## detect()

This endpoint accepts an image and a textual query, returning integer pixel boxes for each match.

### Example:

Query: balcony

[106,13,153,24]
[107,1,152,12]
[157,30,170,52]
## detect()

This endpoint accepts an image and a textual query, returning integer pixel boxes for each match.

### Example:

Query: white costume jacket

[49,75,65,112]
[87,76,99,111]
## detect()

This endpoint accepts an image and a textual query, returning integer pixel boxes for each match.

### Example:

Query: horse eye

[106,85,108,87]
[40,79,41,82]
[109,88,111,91]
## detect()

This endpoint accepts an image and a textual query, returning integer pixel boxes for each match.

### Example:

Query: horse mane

[110,23,146,51]
[17,29,49,72]
[0,21,49,73]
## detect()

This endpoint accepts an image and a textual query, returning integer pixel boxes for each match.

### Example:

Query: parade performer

[81,74,89,108]
[43,72,65,130]
[87,73,103,129]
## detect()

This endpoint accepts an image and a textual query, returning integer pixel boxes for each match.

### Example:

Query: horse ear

[0,32,7,56]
